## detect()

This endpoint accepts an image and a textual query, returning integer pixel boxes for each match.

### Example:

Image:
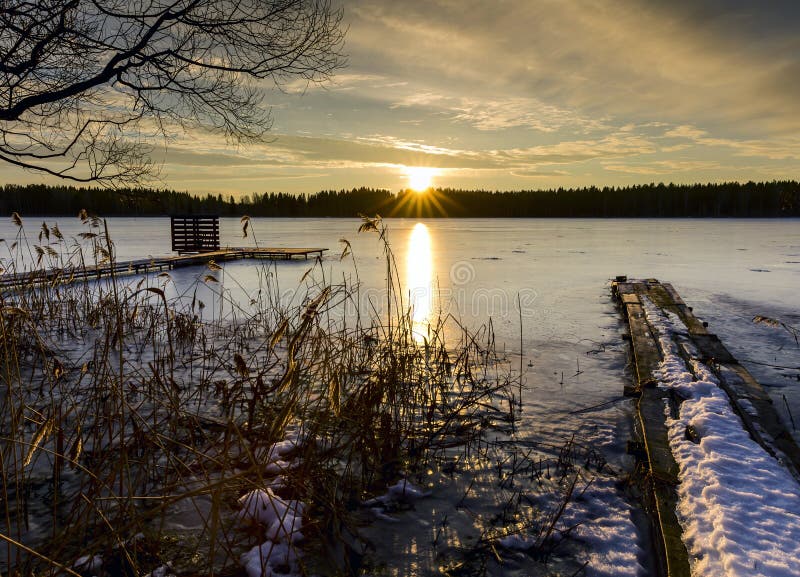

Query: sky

[2,0,799,195]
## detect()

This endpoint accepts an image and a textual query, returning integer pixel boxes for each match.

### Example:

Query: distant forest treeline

[2,181,799,218]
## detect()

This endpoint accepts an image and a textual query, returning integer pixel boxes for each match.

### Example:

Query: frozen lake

[2,216,799,575]
[6,216,796,424]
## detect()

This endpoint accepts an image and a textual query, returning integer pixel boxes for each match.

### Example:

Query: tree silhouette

[0,0,345,185]
[2,181,799,218]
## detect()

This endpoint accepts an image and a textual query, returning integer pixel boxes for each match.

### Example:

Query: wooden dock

[613,277,800,577]
[0,247,327,290]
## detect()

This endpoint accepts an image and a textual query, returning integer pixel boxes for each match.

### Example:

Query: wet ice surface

[3,216,799,575]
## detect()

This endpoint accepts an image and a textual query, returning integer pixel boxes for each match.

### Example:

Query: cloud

[155,126,662,181]
[663,125,708,140]
[390,92,604,133]
[510,169,570,178]
[498,134,658,165]
[272,131,664,171]
[157,132,501,172]
[603,160,723,175]
[274,135,499,169]
[662,124,800,160]
[158,149,274,167]
[346,0,800,136]
[449,97,606,133]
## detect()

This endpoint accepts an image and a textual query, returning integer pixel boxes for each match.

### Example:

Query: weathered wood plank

[0,247,328,291]
[614,278,691,577]
[691,333,736,364]
[625,302,660,388]
[614,275,800,577]
[621,293,640,306]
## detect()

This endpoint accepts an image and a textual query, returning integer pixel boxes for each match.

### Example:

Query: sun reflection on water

[406,222,433,343]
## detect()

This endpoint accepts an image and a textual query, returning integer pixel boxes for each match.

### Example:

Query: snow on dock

[613,277,800,577]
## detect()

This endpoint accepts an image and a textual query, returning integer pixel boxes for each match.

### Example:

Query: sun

[405,167,436,192]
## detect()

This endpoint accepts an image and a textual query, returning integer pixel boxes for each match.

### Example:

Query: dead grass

[0,214,593,577]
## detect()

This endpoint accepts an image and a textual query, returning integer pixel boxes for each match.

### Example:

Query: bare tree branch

[0,0,346,185]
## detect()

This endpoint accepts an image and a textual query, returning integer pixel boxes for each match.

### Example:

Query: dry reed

[1,214,596,577]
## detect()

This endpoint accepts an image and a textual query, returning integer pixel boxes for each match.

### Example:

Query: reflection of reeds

[1,214,593,576]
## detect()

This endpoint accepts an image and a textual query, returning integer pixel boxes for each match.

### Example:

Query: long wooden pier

[0,247,327,290]
[613,277,800,577]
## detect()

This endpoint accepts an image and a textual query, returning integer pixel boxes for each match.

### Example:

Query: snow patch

[498,533,534,550]
[143,564,175,577]
[240,541,299,577]
[74,554,102,575]
[557,477,645,577]
[498,478,644,577]
[363,479,431,507]
[266,439,299,460]
[238,488,304,543]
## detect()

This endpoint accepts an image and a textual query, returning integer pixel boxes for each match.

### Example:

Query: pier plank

[614,279,692,577]
[614,276,800,577]
[0,247,328,290]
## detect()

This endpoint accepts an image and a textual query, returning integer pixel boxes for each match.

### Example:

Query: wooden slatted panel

[171,215,220,254]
